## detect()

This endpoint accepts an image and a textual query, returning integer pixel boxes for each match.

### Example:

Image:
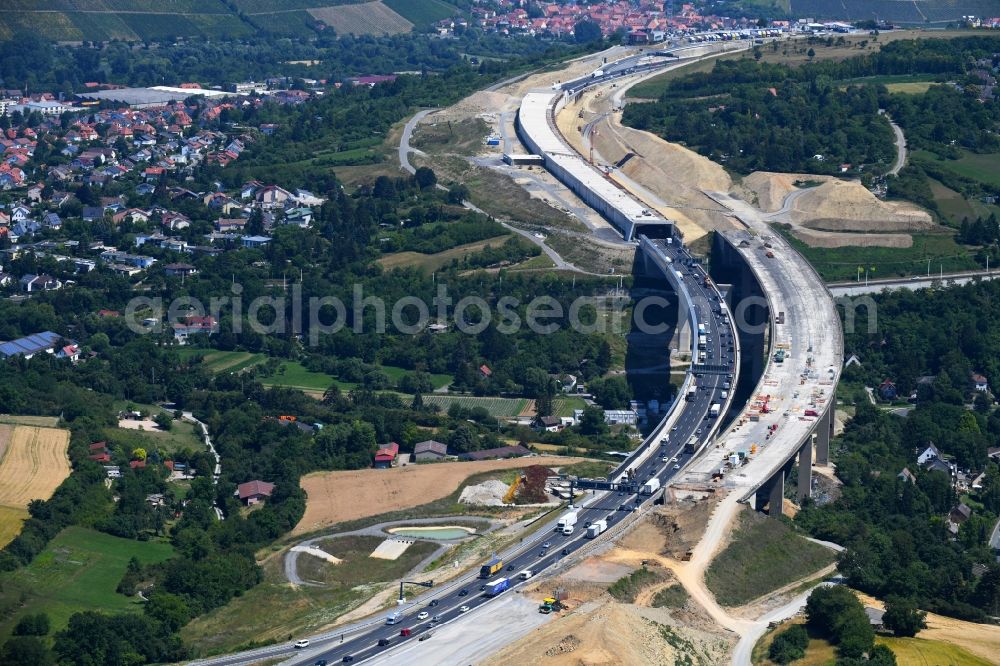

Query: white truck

[641,478,661,495]
[709,403,721,417]
[586,519,607,538]
[518,569,534,580]
[556,509,579,532]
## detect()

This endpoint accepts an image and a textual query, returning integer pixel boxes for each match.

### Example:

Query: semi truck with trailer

[484,578,509,597]
[479,554,504,578]
[556,509,579,531]
[641,478,661,495]
[709,403,720,417]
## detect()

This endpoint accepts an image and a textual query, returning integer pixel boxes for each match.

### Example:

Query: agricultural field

[421,395,529,417]
[294,455,586,534]
[378,365,452,390]
[0,424,71,547]
[918,150,1000,190]
[877,636,993,666]
[382,0,455,25]
[0,526,175,639]
[378,234,512,273]
[553,396,588,417]
[0,414,60,427]
[307,2,413,35]
[176,348,266,374]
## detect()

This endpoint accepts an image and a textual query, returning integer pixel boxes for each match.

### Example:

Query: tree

[882,596,926,637]
[579,406,608,436]
[154,412,172,431]
[132,447,148,461]
[13,612,50,636]
[447,183,469,204]
[414,166,437,190]
[768,623,809,664]
[0,636,54,666]
[807,47,816,59]
[574,20,602,44]
[144,591,191,632]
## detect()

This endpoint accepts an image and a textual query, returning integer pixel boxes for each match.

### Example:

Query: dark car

[419,633,433,642]
[561,548,569,555]
[458,589,469,597]
[479,584,487,591]
[377,638,391,646]
[428,599,439,607]
[507,565,515,571]
[539,549,547,557]
[584,521,592,528]
[342,657,354,664]
[315,661,328,666]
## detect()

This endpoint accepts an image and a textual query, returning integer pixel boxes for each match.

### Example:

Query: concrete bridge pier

[814,407,832,466]
[797,440,812,502]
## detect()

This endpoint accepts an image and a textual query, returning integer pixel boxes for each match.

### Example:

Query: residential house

[172,315,218,343]
[972,373,989,393]
[237,479,275,505]
[948,503,973,534]
[917,443,942,465]
[413,440,448,462]
[534,415,563,432]
[164,263,197,278]
[41,212,61,229]
[897,467,916,484]
[256,185,293,208]
[374,442,400,469]
[20,273,62,292]
[161,211,191,231]
[877,379,897,401]
[240,235,271,249]
[479,364,493,378]
[0,331,75,358]
[215,217,247,233]
[82,206,104,222]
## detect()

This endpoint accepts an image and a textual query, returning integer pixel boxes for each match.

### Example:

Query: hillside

[0,0,459,41]
[789,0,998,24]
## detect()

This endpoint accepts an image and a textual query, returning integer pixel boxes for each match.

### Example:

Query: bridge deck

[679,193,843,499]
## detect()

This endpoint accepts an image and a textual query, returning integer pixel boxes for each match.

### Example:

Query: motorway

[282,240,735,666]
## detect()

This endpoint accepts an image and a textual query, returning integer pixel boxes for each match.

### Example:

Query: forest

[623,36,1000,176]
[797,280,1000,621]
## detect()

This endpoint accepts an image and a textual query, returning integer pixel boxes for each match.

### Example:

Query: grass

[464,168,588,233]
[752,619,837,666]
[421,395,529,418]
[378,234,512,273]
[877,636,994,666]
[295,535,439,586]
[919,150,1000,190]
[607,566,665,603]
[775,227,980,282]
[259,361,338,393]
[885,81,936,94]
[378,365,452,390]
[552,396,588,417]
[411,117,492,156]
[181,551,371,657]
[510,254,556,271]
[104,419,203,456]
[0,526,175,640]
[176,348,266,374]
[0,414,60,427]
[0,505,28,549]
[650,584,689,608]
[705,509,834,607]
[559,459,617,479]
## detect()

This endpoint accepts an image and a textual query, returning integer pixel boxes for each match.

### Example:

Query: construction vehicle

[774,349,785,363]
[539,597,567,614]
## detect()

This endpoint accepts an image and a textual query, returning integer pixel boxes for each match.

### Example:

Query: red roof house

[237,479,275,505]
[374,442,400,469]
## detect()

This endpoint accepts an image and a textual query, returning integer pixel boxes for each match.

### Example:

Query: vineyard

[307,2,413,35]
[422,395,530,417]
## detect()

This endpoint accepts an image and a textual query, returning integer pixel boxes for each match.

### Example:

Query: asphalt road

[282,240,735,666]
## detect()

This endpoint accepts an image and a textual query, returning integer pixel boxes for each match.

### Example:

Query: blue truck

[483,577,509,597]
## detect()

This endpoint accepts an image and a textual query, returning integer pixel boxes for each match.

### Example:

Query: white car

[661,456,668,462]
[417,611,429,620]
[460,605,471,613]
[294,639,310,649]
